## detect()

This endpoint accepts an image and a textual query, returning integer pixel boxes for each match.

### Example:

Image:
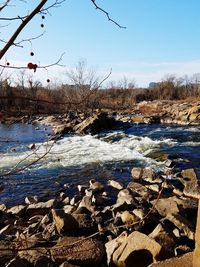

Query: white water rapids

[0,132,177,173]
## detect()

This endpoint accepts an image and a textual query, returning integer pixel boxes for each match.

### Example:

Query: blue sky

[2,0,200,87]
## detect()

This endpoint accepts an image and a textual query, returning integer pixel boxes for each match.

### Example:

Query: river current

[0,123,200,206]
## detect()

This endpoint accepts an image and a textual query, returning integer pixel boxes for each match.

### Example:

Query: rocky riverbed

[0,100,200,266]
[0,164,199,267]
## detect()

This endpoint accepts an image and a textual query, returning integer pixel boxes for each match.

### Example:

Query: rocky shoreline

[0,100,200,266]
[1,100,200,137]
[0,164,199,266]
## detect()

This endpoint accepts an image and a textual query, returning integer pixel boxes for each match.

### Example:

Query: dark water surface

[0,123,199,206]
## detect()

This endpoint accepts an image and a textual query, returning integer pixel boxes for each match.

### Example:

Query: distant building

[149,82,159,88]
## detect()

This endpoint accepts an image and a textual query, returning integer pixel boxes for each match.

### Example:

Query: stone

[180,168,200,198]
[0,204,6,211]
[27,143,36,150]
[73,112,116,135]
[78,196,95,213]
[152,196,183,217]
[52,209,79,235]
[120,211,138,225]
[128,182,151,198]
[165,159,175,168]
[72,213,95,231]
[164,213,194,240]
[132,208,145,220]
[146,184,160,192]
[142,168,163,184]
[131,167,143,179]
[89,179,104,192]
[105,231,128,266]
[25,196,38,205]
[27,199,56,216]
[7,205,26,216]
[149,252,193,267]
[51,236,105,265]
[117,189,135,205]
[113,231,161,267]
[63,205,76,214]
[107,180,124,190]
[149,223,176,259]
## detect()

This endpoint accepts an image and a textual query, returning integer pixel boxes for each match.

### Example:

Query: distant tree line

[0,69,200,115]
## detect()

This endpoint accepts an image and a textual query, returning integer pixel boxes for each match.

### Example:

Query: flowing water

[0,123,200,206]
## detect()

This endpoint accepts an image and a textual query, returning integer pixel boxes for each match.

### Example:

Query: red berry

[27,62,33,69]
[30,52,34,56]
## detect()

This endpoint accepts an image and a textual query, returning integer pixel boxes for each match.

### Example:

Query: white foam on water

[0,133,168,172]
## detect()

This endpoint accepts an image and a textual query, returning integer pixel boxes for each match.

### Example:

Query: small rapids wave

[0,132,177,174]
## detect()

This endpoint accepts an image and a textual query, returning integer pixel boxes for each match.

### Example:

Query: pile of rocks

[117,101,200,126]
[0,165,199,266]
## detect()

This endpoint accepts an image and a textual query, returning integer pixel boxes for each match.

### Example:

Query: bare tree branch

[90,0,126,29]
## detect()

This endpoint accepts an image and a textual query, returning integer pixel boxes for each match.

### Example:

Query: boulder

[27,199,56,216]
[152,196,183,217]
[105,231,128,266]
[113,231,162,267]
[51,236,105,265]
[149,223,176,259]
[73,112,116,134]
[180,168,200,198]
[78,196,95,213]
[164,213,195,240]
[51,209,79,235]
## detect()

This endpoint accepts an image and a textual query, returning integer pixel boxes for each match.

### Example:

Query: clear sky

[2,0,200,87]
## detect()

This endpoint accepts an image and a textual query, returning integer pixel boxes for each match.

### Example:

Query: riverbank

[0,100,200,266]
[0,164,198,267]
[1,100,200,137]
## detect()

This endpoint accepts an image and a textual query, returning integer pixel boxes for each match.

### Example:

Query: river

[0,123,200,206]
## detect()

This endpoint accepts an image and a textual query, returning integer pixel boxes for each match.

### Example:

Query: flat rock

[51,236,105,265]
[113,231,162,267]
